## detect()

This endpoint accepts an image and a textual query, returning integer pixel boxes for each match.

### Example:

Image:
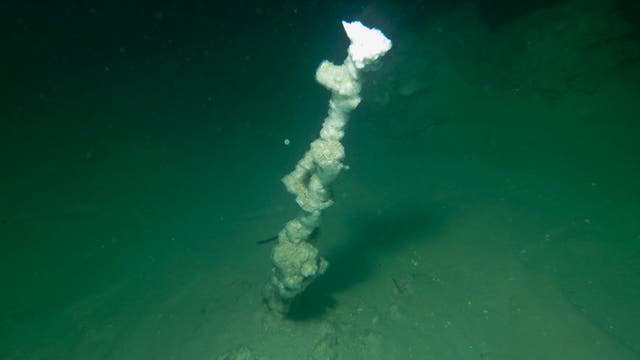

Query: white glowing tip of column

[341,20,392,69]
